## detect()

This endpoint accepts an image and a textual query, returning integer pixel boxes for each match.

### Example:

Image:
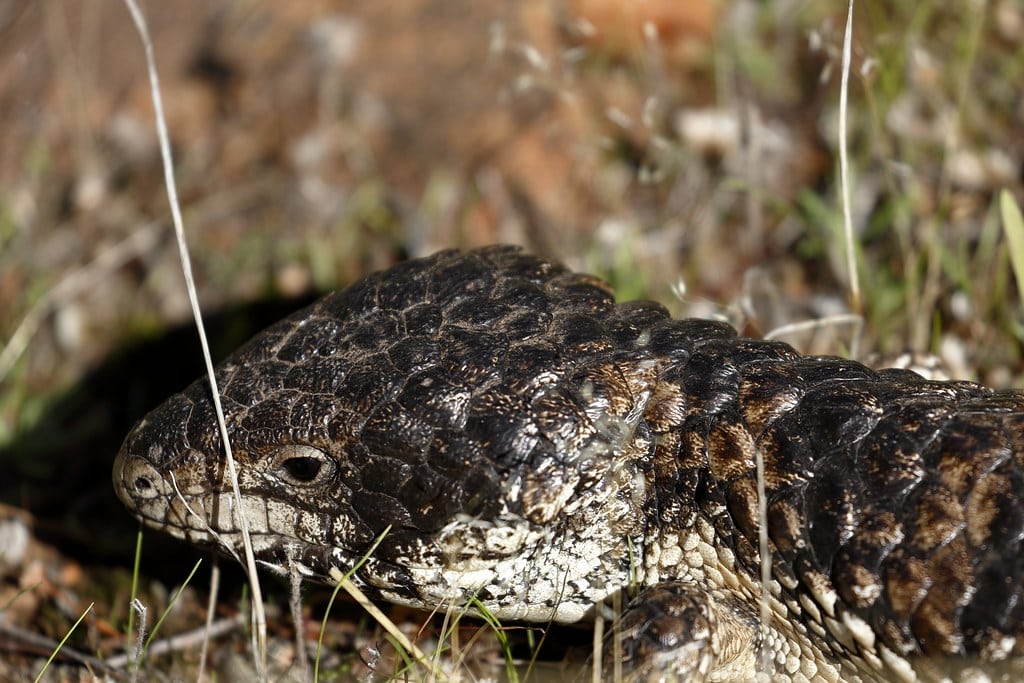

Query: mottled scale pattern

[114,246,1024,681]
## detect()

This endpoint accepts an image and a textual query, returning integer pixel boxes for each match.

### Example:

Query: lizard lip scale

[114,245,1024,681]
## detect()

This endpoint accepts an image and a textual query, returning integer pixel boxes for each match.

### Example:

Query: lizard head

[113,247,656,622]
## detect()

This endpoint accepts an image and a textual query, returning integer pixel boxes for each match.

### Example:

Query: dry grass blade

[838,0,861,317]
[591,608,604,683]
[105,614,247,669]
[120,0,267,678]
[316,526,393,682]
[197,561,221,683]
[327,567,437,678]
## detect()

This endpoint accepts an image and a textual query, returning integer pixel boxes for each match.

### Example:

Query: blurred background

[1,1,1023,680]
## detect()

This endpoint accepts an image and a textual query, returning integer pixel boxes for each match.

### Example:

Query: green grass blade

[315,525,392,683]
[142,558,203,653]
[1000,190,1024,305]
[34,603,93,683]
[125,527,143,658]
[469,596,518,683]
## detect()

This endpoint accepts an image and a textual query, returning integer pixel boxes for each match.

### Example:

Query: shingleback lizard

[113,246,1024,681]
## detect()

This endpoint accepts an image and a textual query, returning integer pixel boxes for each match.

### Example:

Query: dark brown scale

[114,246,1024,680]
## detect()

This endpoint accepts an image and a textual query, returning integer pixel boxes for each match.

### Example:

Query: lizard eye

[272,445,333,486]
[283,457,321,481]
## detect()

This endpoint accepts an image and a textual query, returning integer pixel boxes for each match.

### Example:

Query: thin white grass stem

[129,598,146,681]
[168,472,243,566]
[839,0,861,322]
[750,104,772,678]
[287,551,311,683]
[105,614,246,668]
[764,313,864,356]
[438,605,457,680]
[120,1,268,678]
[612,589,622,682]
[754,442,771,674]
[591,605,604,683]
[197,560,221,683]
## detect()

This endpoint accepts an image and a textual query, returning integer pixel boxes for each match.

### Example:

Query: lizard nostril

[114,451,163,501]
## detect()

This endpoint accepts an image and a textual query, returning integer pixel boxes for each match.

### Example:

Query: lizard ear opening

[271,445,334,487]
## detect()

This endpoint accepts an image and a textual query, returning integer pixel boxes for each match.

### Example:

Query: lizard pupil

[280,457,322,483]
